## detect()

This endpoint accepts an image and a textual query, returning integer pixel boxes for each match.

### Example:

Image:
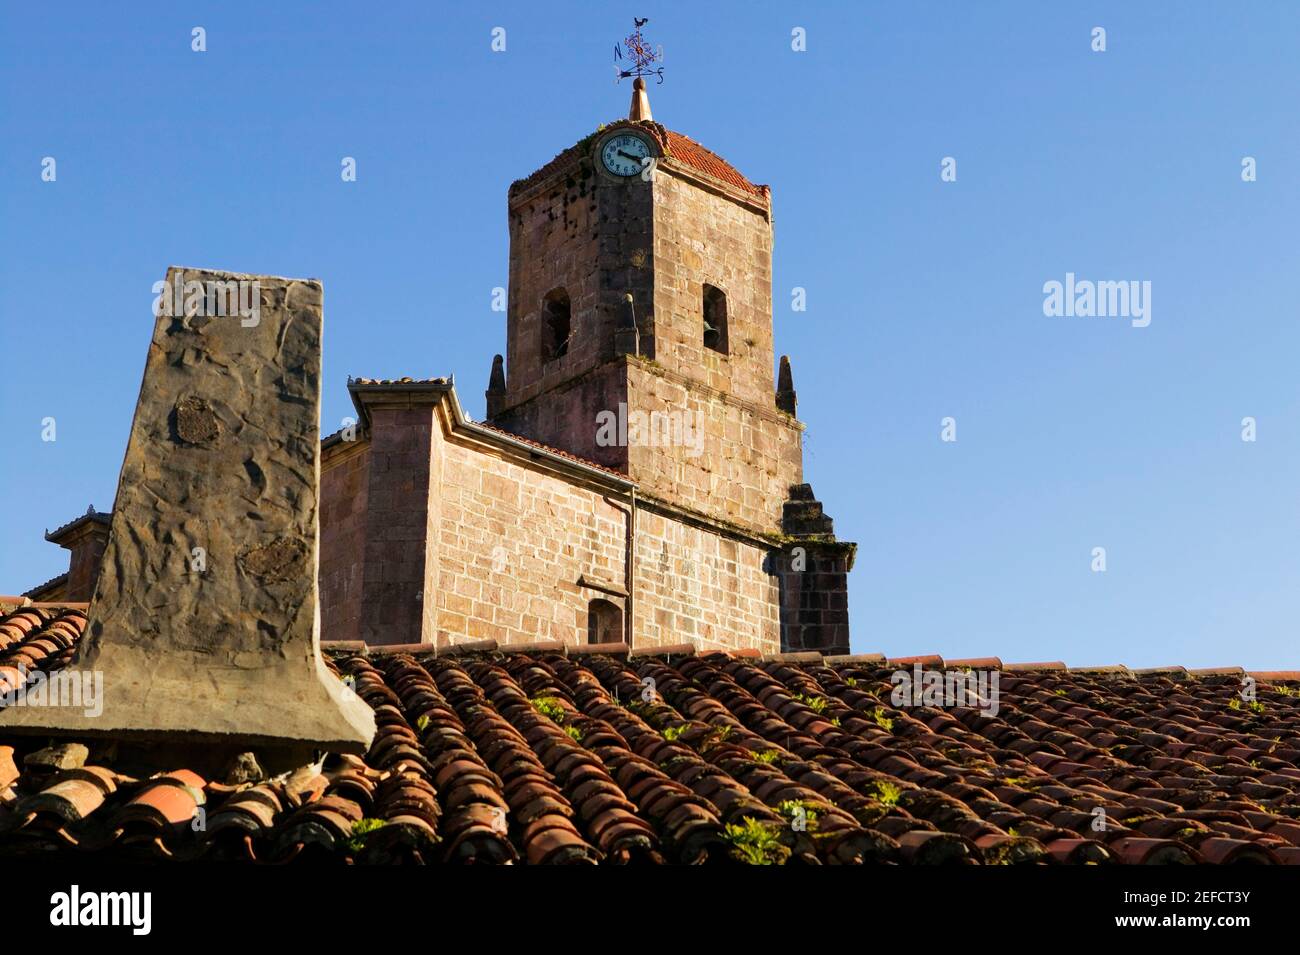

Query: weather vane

[614,17,664,84]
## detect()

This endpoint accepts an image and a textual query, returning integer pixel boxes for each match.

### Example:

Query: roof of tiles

[510,121,768,202]
[3,605,1300,864]
[662,129,768,199]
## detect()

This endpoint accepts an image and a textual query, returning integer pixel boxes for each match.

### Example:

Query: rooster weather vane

[614,17,664,84]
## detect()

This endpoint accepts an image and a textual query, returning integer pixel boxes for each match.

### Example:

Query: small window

[542,288,571,362]
[703,284,728,354]
[587,598,623,644]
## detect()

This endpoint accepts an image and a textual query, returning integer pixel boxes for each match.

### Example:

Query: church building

[28,80,856,657]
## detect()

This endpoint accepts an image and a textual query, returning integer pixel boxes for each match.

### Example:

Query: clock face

[600,133,652,177]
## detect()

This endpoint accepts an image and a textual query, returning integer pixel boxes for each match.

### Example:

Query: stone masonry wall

[431,433,628,647]
[632,507,779,652]
[65,529,109,602]
[323,413,787,653]
[324,410,792,654]
[650,168,774,406]
[502,156,656,416]
[777,547,852,655]
[491,362,629,473]
[625,359,803,535]
[357,407,436,645]
[320,440,370,643]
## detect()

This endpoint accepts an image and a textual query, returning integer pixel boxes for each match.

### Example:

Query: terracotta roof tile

[3,606,1300,864]
[509,121,767,203]
[662,130,767,199]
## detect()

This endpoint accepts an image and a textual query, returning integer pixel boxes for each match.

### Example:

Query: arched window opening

[703,284,728,354]
[587,598,623,644]
[542,288,571,362]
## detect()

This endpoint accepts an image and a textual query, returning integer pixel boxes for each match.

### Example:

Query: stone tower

[491,80,804,535]
[487,79,854,653]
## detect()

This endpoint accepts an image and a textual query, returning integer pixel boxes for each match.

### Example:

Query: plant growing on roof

[564,724,585,743]
[722,818,790,865]
[530,695,567,722]
[705,724,733,744]
[871,706,894,732]
[869,780,903,806]
[415,714,431,732]
[791,692,829,714]
[777,799,819,832]
[346,817,386,854]
[752,749,781,764]
[661,724,689,742]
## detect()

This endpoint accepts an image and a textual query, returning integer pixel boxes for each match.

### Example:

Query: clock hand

[616,149,644,161]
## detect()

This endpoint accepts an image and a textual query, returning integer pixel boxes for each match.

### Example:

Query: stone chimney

[0,267,375,769]
[44,507,111,601]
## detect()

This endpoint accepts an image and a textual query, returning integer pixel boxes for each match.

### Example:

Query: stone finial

[628,76,653,122]
[614,292,641,356]
[782,483,834,537]
[776,355,797,415]
[0,266,376,767]
[778,483,854,656]
[486,354,506,419]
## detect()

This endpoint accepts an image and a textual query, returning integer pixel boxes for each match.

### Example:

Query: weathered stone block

[0,267,376,758]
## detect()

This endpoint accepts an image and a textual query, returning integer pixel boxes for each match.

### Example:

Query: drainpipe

[626,488,637,648]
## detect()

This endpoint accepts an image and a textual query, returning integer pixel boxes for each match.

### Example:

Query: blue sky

[2,2,1297,667]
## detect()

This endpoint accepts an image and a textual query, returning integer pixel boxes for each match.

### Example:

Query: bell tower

[489,76,815,538]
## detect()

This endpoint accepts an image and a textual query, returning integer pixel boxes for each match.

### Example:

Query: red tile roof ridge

[507,120,767,202]
[1,595,87,612]
[1067,665,1134,678]
[887,654,944,667]
[12,611,1298,682]
[569,641,630,659]
[946,656,1003,669]
[662,129,768,199]
[824,652,886,665]
[348,376,451,388]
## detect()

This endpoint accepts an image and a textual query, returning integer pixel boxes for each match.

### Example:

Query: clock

[598,131,652,178]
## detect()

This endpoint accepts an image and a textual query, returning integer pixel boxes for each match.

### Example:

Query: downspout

[626,488,637,648]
